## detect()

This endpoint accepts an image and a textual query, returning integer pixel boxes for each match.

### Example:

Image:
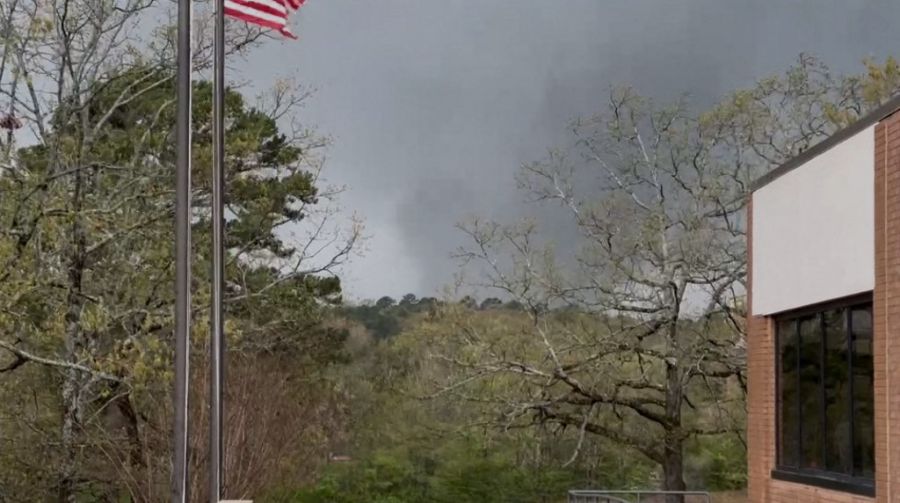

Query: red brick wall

[746,194,774,502]
[874,112,900,503]
[744,113,900,502]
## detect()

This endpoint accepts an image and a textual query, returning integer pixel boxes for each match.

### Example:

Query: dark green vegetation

[3,1,900,501]
[271,300,744,503]
[0,4,358,499]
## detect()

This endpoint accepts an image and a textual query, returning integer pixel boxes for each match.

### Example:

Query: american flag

[224,0,305,38]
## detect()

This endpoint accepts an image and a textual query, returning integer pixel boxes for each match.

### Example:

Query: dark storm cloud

[237,0,900,300]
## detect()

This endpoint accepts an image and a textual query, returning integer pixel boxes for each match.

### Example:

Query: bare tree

[433,56,877,500]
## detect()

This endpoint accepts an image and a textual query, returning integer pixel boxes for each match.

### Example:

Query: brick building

[747,96,900,502]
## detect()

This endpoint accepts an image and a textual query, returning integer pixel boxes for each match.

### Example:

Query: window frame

[772,292,875,497]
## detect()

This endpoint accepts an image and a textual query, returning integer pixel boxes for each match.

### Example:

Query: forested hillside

[279,298,745,503]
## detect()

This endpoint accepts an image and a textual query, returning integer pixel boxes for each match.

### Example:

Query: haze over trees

[2,0,900,501]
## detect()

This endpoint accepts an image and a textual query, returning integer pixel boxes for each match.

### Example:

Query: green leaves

[284,446,583,503]
[0,63,354,500]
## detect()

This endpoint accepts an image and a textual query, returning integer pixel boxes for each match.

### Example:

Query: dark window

[823,309,851,474]
[775,296,874,492]
[851,307,875,478]
[799,316,823,469]
[778,318,799,468]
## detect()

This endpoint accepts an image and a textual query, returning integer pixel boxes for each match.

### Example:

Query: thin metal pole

[210,0,226,497]
[172,0,192,497]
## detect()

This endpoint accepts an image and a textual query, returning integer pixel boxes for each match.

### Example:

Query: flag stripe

[236,0,287,15]
[224,7,297,38]
[224,0,286,26]
[224,0,300,38]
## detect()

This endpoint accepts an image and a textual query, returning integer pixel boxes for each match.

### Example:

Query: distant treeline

[341,295,524,340]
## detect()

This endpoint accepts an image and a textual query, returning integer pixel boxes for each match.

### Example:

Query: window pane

[852,306,875,478]
[799,316,824,469]
[779,318,799,468]
[823,309,851,474]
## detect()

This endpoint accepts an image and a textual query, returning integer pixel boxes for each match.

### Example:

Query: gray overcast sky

[233,0,900,301]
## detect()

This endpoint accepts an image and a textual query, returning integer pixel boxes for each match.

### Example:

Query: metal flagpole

[210,0,226,497]
[172,0,193,496]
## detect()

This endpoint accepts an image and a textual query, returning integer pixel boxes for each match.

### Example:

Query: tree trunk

[59,164,87,503]
[59,284,86,502]
[114,393,145,467]
[663,358,686,503]
[59,364,83,503]
[663,433,686,503]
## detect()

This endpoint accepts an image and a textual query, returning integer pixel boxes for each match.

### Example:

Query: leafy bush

[685,435,747,491]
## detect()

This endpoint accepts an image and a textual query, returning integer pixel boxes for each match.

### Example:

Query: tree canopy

[0,1,360,498]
